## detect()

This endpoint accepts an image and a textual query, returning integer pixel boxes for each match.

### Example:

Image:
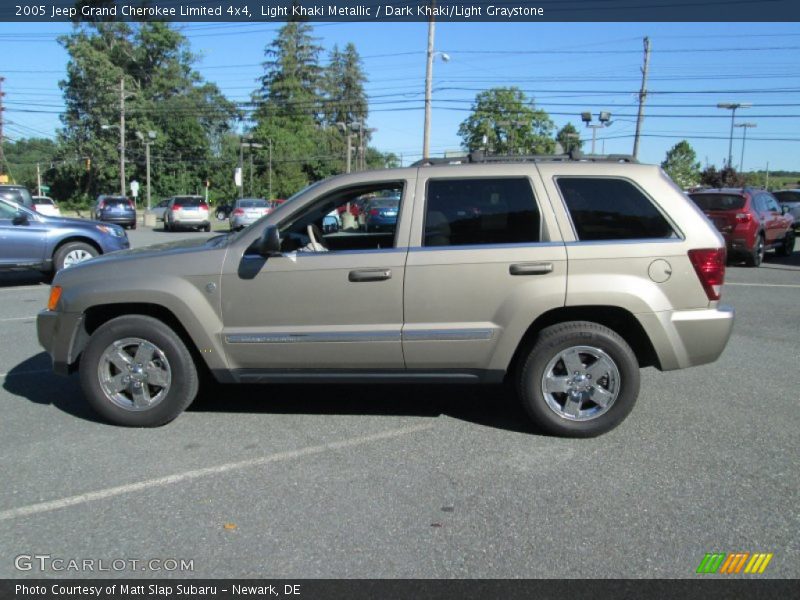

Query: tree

[56,22,237,204]
[252,22,327,197]
[556,122,583,154]
[661,140,701,188]
[699,165,746,188]
[2,138,60,192]
[458,87,555,155]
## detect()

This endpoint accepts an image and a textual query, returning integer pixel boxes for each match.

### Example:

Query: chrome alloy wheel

[97,338,172,411]
[62,248,94,267]
[541,345,621,421]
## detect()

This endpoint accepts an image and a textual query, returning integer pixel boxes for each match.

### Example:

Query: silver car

[230,198,271,231]
[162,196,210,232]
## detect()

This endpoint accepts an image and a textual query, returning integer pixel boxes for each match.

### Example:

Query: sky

[1,20,800,172]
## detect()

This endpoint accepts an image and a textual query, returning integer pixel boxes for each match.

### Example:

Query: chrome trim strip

[225,331,400,344]
[402,328,495,341]
[564,238,684,247]
[225,328,496,344]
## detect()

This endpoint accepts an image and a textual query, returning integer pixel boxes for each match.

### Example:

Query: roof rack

[411,149,638,167]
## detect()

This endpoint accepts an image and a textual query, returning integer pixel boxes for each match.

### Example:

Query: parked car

[38,153,734,437]
[0,196,129,273]
[145,198,170,226]
[215,203,232,221]
[688,188,795,266]
[772,189,800,233]
[162,196,211,232]
[32,196,61,217]
[364,196,400,232]
[94,195,137,229]
[229,198,271,231]
[0,184,35,210]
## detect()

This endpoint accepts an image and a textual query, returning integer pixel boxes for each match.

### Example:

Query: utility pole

[268,138,273,200]
[717,102,751,168]
[0,76,6,179]
[422,3,436,162]
[632,36,650,159]
[36,162,41,196]
[119,78,126,197]
[735,122,757,172]
[145,141,151,209]
[345,130,352,173]
[765,161,770,189]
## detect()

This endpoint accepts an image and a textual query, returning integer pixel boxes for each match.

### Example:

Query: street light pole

[268,138,273,200]
[137,130,156,210]
[119,78,126,197]
[717,102,751,168]
[734,122,757,172]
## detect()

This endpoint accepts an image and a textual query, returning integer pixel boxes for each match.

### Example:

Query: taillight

[98,201,105,209]
[171,204,181,211]
[200,203,208,210]
[128,199,135,209]
[369,208,379,216]
[232,208,245,216]
[735,213,752,224]
[688,248,726,301]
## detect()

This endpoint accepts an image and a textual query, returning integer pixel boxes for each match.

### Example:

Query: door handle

[509,262,553,276]
[348,269,392,282]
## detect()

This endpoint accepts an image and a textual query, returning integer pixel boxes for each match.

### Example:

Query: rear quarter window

[556,177,677,241]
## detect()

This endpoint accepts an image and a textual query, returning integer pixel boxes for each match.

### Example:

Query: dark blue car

[364,197,400,233]
[0,196,130,273]
[93,195,137,229]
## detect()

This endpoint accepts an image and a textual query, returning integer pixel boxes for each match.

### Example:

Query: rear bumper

[638,305,735,371]
[100,215,136,224]
[37,310,87,375]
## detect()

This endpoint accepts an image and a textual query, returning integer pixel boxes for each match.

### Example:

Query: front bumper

[638,305,735,371]
[37,310,87,375]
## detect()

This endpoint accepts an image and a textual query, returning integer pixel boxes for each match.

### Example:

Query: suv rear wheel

[79,315,199,426]
[518,321,640,437]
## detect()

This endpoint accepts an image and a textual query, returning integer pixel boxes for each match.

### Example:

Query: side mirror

[12,212,29,226]
[254,224,281,256]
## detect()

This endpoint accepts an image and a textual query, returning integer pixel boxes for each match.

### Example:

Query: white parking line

[726,282,800,289]
[0,316,37,322]
[0,369,51,379]
[0,422,433,522]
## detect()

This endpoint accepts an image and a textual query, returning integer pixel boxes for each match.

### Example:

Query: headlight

[96,224,125,238]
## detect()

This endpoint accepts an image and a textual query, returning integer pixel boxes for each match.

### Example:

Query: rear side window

[774,191,800,203]
[689,193,746,211]
[557,177,676,241]
[424,178,541,247]
[0,187,33,208]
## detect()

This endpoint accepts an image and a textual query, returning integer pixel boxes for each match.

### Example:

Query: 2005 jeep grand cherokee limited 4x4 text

[38,153,734,437]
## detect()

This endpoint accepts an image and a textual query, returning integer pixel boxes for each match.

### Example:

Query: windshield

[226,180,325,244]
[689,193,746,211]
[0,186,34,208]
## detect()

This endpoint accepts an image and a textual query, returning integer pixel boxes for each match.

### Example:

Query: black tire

[130,222,137,230]
[517,321,640,438]
[203,224,211,232]
[53,241,99,272]
[778,230,795,257]
[164,219,171,232]
[745,234,765,267]
[79,315,199,427]
[216,210,226,221]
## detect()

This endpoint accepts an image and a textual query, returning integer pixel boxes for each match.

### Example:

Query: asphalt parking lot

[0,228,798,579]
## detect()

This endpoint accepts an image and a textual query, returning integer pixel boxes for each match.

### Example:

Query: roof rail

[411,149,638,167]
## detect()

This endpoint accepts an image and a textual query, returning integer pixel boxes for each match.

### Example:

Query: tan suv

[37,154,734,436]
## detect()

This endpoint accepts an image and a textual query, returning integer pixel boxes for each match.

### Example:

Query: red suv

[689,188,795,266]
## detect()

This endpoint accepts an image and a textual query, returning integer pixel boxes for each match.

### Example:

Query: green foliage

[56,22,237,203]
[700,165,746,188]
[661,140,701,189]
[458,87,556,155]
[2,138,60,192]
[556,122,583,153]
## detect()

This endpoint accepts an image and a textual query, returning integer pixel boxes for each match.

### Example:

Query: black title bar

[2,0,800,22]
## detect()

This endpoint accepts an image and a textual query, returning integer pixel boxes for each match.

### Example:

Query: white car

[32,196,61,217]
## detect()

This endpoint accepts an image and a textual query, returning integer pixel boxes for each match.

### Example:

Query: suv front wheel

[79,315,199,426]
[518,321,640,437]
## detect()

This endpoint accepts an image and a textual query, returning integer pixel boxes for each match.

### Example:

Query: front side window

[423,178,541,247]
[0,200,18,219]
[279,182,404,253]
[557,177,677,241]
